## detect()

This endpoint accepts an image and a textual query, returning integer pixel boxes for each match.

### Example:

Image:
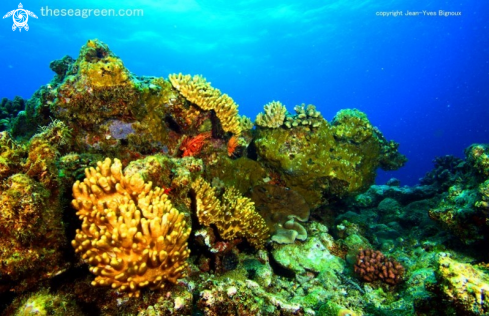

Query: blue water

[1,0,488,185]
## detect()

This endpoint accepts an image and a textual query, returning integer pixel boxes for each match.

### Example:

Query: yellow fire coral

[168,73,242,136]
[255,101,287,128]
[71,158,191,297]
[191,177,269,248]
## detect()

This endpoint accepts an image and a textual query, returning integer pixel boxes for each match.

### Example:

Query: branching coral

[238,115,254,132]
[191,177,269,248]
[284,103,323,129]
[71,158,191,297]
[168,73,241,136]
[255,101,287,128]
[331,109,373,143]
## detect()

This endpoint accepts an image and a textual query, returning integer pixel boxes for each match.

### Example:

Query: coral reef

[331,109,373,143]
[254,108,407,208]
[250,184,310,243]
[466,144,489,178]
[7,289,83,316]
[0,121,70,294]
[284,103,323,129]
[271,224,344,275]
[428,144,489,245]
[169,73,242,136]
[0,39,431,316]
[71,158,191,297]
[430,255,489,315]
[191,177,270,248]
[354,249,405,285]
[179,131,212,157]
[0,96,25,132]
[255,101,287,128]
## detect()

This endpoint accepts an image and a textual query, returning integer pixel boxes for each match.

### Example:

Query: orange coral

[227,136,239,157]
[180,132,211,157]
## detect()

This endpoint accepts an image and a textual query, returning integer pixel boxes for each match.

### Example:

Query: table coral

[71,158,191,297]
[191,177,269,248]
[168,73,242,136]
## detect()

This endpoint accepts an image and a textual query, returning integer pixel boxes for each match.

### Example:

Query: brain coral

[71,158,191,297]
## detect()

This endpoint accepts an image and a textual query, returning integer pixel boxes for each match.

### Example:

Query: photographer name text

[376,10,461,17]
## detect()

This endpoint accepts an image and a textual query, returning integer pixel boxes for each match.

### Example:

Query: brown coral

[354,249,405,285]
[71,158,191,297]
[191,177,269,248]
[168,73,241,136]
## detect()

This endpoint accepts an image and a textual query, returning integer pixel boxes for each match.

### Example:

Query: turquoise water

[1,0,488,184]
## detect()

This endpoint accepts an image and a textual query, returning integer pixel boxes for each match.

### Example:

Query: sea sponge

[255,101,287,128]
[191,177,269,248]
[168,73,241,136]
[71,158,191,297]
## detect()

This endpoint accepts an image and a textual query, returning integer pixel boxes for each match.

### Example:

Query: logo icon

[3,3,38,32]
